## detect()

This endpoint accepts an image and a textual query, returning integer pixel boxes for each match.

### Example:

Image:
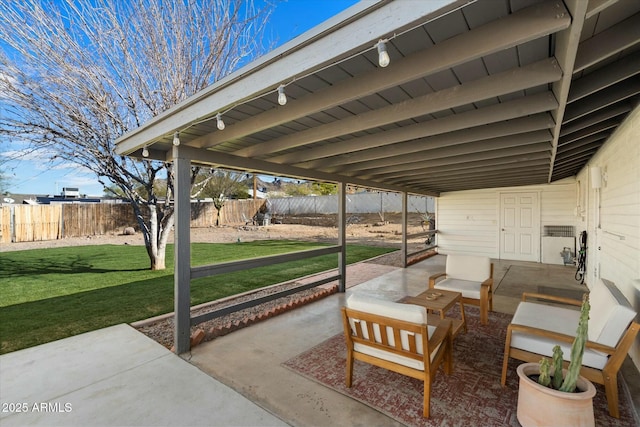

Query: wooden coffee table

[400,289,467,338]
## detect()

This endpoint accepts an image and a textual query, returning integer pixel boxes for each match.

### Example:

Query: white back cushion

[446,254,491,282]
[346,294,428,348]
[347,293,427,321]
[346,293,435,370]
[588,279,636,347]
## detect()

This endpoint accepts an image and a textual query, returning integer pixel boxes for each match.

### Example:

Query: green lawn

[0,241,394,354]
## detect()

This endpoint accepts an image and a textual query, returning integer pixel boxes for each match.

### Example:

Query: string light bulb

[277,84,287,105]
[216,113,225,130]
[142,146,149,157]
[377,40,390,67]
[172,132,180,146]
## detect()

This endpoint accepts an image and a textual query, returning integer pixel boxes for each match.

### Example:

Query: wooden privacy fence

[0,199,265,244]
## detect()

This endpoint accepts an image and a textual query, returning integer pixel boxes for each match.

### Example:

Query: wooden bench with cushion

[501,278,639,418]
[342,293,452,418]
[428,254,493,324]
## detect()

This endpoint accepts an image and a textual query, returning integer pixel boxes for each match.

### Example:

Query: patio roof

[115,0,640,196]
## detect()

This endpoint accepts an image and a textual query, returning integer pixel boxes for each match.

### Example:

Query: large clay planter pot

[516,363,596,427]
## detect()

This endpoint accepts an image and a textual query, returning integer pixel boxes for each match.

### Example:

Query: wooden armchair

[428,254,493,324]
[501,279,639,418]
[342,294,452,418]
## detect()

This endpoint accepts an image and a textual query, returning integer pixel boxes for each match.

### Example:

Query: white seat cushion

[346,294,439,370]
[434,277,482,299]
[510,301,608,369]
[588,279,636,347]
[446,254,491,282]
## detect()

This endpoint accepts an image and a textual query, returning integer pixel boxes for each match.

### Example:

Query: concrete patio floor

[0,323,288,427]
[1,255,638,426]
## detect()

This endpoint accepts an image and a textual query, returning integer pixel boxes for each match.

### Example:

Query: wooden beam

[326,130,551,174]
[370,152,551,181]
[164,145,439,197]
[559,103,631,136]
[563,79,640,123]
[556,140,605,159]
[416,177,548,193]
[547,0,589,184]
[394,162,551,183]
[279,102,555,166]
[235,58,562,157]
[392,157,550,178]
[115,0,455,155]
[554,151,600,167]
[304,116,553,170]
[573,13,640,73]
[414,169,550,186]
[558,119,619,145]
[190,0,570,151]
[568,51,640,103]
[586,0,619,19]
[357,143,551,179]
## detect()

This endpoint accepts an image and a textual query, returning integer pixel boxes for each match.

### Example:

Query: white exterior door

[500,192,539,261]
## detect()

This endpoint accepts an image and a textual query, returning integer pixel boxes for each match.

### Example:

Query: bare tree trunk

[0,0,271,270]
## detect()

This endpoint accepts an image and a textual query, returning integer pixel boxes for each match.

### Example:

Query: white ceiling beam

[189,0,570,151]
[235,58,562,157]
[275,96,556,165]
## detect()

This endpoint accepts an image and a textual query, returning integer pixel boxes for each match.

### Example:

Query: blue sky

[1,0,360,197]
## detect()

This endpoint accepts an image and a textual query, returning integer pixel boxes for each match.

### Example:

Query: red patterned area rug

[283,306,636,427]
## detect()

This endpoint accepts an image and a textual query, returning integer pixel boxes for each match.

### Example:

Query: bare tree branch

[0,0,273,269]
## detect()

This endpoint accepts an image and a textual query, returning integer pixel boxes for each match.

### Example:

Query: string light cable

[155,0,475,147]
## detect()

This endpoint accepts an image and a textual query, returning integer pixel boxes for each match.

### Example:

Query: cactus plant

[538,358,551,387]
[537,294,590,392]
[551,345,564,390]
